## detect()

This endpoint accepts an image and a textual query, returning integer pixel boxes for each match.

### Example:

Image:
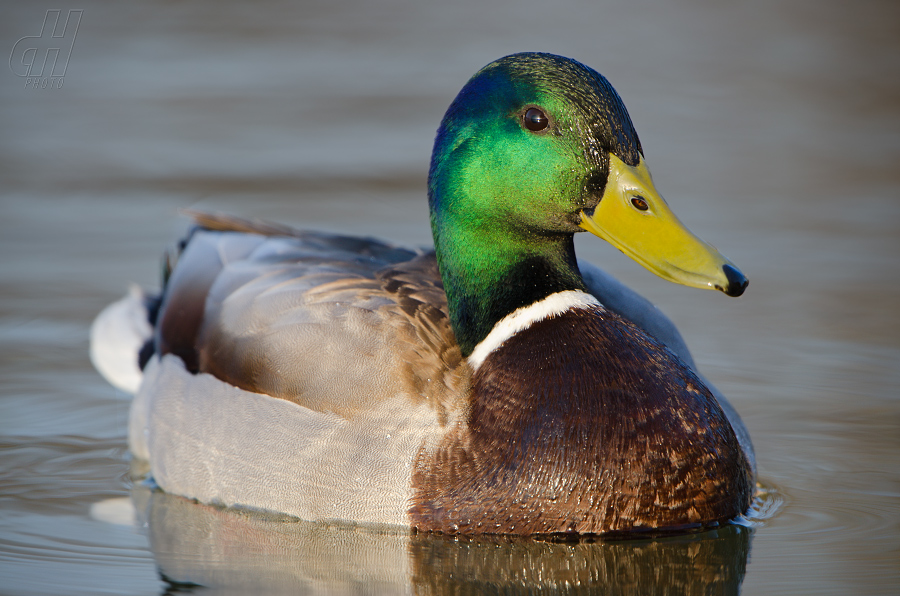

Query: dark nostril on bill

[722,264,748,297]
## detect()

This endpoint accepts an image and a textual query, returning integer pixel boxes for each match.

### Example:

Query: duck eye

[523,107,549,132]
[631,196,649,211]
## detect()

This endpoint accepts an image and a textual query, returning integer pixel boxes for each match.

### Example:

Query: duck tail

[90,284,160,394]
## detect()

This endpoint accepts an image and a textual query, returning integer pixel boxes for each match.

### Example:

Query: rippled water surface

[2,1,898,594]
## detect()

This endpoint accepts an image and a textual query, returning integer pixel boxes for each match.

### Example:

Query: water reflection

[133,483,754,595]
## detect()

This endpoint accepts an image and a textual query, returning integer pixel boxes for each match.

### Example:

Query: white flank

[467,290,601,371]
[131,354,444,527]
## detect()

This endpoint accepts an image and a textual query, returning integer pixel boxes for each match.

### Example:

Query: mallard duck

[91,52,754,536]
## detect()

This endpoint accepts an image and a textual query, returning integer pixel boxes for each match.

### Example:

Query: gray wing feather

[156,218,466,421]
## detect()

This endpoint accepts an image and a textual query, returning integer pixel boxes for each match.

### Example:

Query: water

[2,0,898,594]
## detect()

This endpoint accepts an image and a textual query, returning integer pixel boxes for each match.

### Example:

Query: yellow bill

[580,155,747,297]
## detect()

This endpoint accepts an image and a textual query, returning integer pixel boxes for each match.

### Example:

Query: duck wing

[156,212,468,420]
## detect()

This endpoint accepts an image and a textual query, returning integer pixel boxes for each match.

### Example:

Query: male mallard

[91,52,754,536]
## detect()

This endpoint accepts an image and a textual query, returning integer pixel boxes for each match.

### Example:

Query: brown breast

[410,305,753,536]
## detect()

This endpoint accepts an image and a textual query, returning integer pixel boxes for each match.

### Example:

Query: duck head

[428,52,747,355]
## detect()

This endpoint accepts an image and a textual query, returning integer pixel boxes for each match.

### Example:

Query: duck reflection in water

[133,482,753,595]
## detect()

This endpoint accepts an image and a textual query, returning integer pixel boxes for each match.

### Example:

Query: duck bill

[580,155,747,297]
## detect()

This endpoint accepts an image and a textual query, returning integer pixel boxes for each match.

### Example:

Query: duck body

[93,53,754,535]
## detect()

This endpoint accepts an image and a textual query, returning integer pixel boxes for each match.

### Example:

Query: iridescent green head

[428,53,746,355]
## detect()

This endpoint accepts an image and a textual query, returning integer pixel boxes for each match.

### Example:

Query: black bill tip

[720,264,748,297]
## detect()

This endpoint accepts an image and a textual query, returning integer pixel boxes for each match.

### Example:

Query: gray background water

[1,0,898,594]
